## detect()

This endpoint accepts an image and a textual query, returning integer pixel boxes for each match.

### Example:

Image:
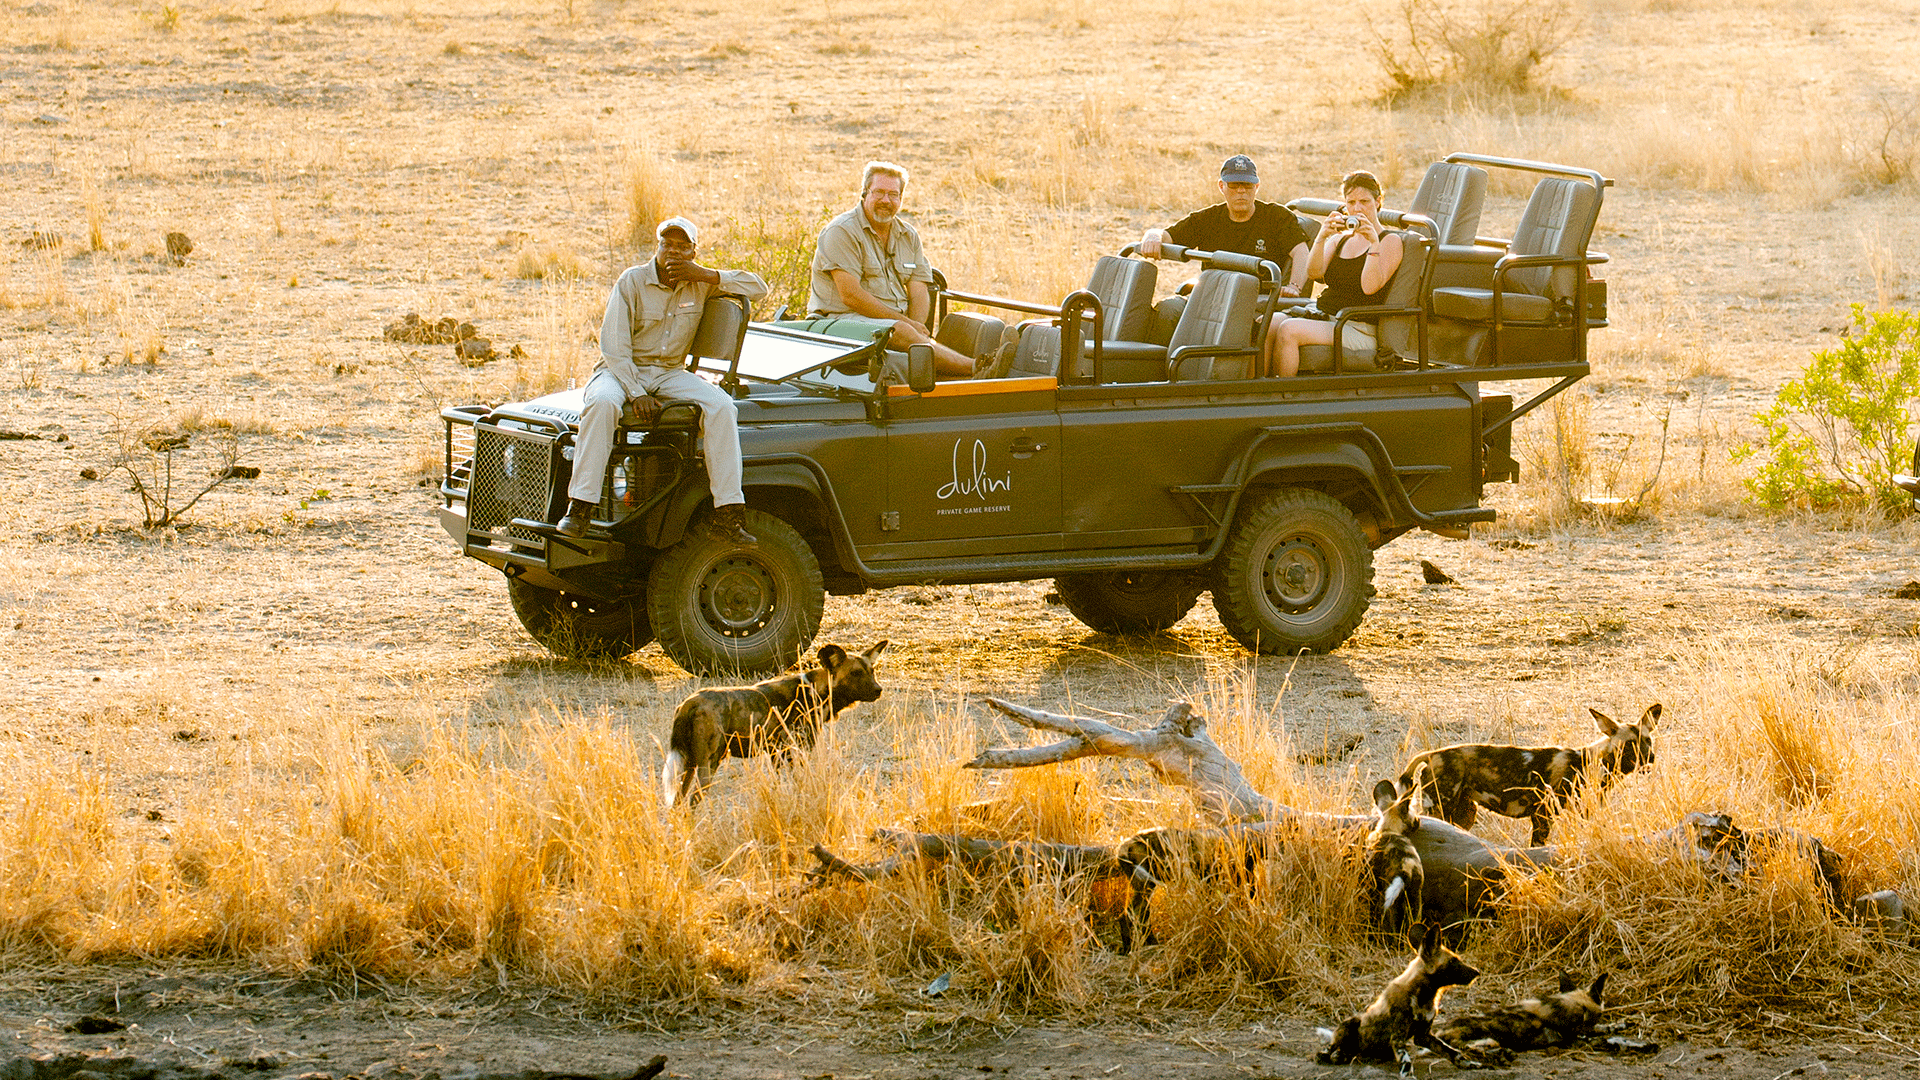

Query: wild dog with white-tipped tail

[1365,776,1424,936]
[662,640,887,808]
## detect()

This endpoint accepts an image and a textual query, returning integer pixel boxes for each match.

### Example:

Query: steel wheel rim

[697,554,778,639]
[1262,535,1332,615]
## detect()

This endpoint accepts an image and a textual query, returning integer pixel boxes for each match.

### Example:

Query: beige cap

[655,216,699,243]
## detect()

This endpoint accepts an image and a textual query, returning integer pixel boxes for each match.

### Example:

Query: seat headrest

[1410,162,1490,247]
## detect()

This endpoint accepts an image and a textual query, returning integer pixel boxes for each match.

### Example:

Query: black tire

[506,577,653,661]
[646,508,824,677]
[1210,488,1374,655]
[1054,571,1205,635]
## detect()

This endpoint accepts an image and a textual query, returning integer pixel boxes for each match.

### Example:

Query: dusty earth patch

[5,0,1920,1076]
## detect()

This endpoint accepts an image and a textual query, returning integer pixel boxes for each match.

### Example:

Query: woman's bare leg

[1269,318,1335,378]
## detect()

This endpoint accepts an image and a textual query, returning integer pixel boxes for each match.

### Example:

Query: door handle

[1010,438,1049,457]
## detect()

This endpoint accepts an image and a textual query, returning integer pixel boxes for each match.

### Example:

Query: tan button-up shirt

[807,206,932,317]
[597,260,768,399]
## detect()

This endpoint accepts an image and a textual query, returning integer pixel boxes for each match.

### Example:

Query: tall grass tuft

[619,148,687,251]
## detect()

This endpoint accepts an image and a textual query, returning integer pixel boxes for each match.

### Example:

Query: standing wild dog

[662,640,887,808]
[1365,776,1424,936]
[1397,704,1662,846]
[1317,923,1484,1076]
[1432,971,1608,1061]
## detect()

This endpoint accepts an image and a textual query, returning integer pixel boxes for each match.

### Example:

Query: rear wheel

[1054,571,1205,635]
[647,509,824,677]
[1211,488,1373,655]
[506,577,653,660]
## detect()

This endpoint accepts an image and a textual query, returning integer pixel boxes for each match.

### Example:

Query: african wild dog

[661,640,887,808]
[1397,704,1661,846]
[1317,923,1484,1076]
[1112,824,1266,953]
[1366,776,1424,937]
[1432,971,1608,1062]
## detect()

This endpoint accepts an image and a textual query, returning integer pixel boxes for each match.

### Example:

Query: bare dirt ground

[5,0,1920,1077]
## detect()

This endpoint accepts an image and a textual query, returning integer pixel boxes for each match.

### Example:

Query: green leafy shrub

[1736,306,1920,513]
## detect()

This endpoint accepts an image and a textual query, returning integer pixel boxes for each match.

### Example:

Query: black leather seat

[1408,161,1489,247]
[1428,177,1601,365]
[1010,255,1163,381]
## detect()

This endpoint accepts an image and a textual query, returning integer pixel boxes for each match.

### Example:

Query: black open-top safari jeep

[438,153,1610,675]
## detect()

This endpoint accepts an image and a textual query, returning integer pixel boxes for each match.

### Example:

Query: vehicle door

[1054,386,1257,549]
[874,382,1063,560]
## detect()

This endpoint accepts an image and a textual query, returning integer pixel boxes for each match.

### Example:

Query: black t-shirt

[1164,202,1310,269]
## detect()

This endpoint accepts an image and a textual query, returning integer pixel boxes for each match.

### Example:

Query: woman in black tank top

[1262,170,1404,377]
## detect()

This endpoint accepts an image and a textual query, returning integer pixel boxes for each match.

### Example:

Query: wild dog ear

[1557,972,1577,994]
[1372,778,1399,813]
[1417,923,1441,961]
[1587,972,1608,1005]
[1589,707,1619,736]
[1641,703,1661,730]
[864,639,889,660]
[817,643,847,668]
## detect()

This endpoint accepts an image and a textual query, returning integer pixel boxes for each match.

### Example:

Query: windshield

[690,324,884,392]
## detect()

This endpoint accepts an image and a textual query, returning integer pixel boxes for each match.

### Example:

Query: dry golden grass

[5,652,1914,1036]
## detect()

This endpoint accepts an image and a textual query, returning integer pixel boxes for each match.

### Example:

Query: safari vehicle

[437,153,1610,675]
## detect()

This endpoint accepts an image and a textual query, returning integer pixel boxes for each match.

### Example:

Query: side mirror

[906,343,937,394]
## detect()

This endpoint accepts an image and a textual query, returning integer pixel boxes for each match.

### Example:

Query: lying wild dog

[1317,923,1484,1076]
[1365,776,1424,937]
[1432,971,1608,1062]
[1398,704,1662,846]
[662,640,887,808]
[1112,824,1267,953]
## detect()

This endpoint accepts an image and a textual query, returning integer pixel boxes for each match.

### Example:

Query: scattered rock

[456,321,478,341]
[1294,732,1364,765]
[21,230,62,250]
[164,231,193,265]
[79,467,99,481]
[0,430,45,440]
[218,465,261,480]
[1487,537,1535,551]
[456,337,497,364]
[144,809,165,822]
[34,112,69,125]
[1420,559,1456,585]
[1773,605,1811,619]
[171,729,210,743]
[509,343,528,359]
[144,433,191,453]
[1854,889,1909,940]
[383,312,465,345]
[1892,581,1920,599]
[65,1015,127,1035]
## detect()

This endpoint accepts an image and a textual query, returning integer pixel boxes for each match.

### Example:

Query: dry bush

[512,242,594,282]
[702,215,827,320]
[618,147,688,251]
[1368,0,1582,102]
[105,416,242,529]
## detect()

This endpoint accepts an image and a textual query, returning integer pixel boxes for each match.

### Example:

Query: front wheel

[647,508,824,677]
[1210,488,1374,655]
[1054,571,1205,635]
[506,577,654,660]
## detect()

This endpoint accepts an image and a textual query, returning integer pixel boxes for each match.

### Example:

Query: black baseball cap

[1220,155,1259,183]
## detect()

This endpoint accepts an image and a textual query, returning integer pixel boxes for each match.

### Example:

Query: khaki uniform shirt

[597,260,768,399]
[807,207,932,317]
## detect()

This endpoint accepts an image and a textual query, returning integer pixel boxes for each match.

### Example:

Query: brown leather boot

[706,503,758,546]
[555,498,596,538]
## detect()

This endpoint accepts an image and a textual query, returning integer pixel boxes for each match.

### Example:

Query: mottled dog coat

[662,640,887,807]
[1366,777,1424,936]
[1433,972,1608,1059]
[1398,704,1661,845]
[1318,924,1483,1075]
